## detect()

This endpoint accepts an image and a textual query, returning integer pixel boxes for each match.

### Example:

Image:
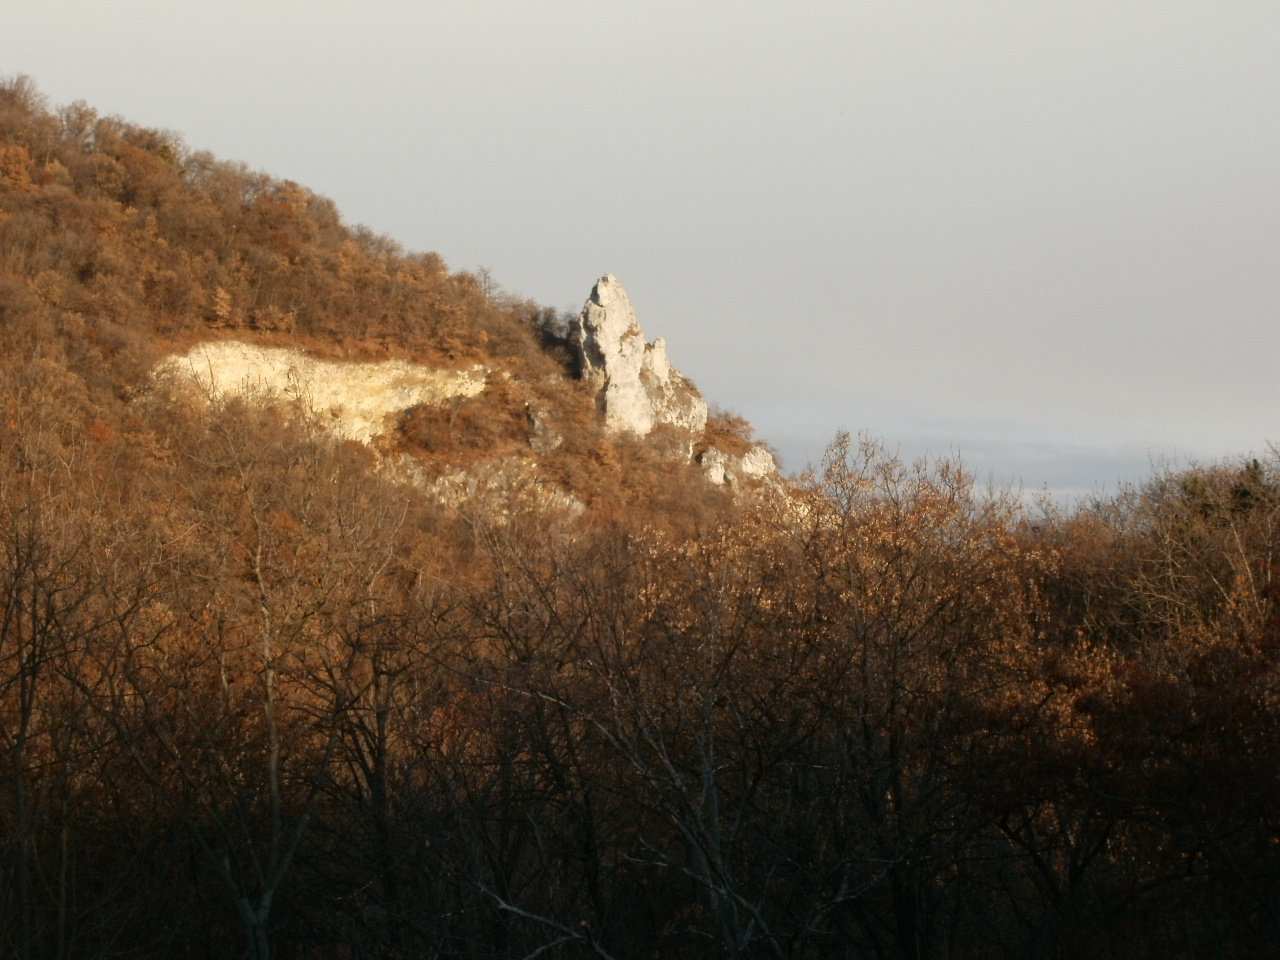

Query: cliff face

[154,342,487,444]
[570,274,708,439]
[565,274,780,486]
[154,274,778,506]
[0,78,782,528]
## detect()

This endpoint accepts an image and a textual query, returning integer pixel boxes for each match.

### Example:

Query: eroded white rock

[701,447,730,486]
[570,275,707,440]
[736,445,778,479]
[154,341,486,443]
[700,444,778,486]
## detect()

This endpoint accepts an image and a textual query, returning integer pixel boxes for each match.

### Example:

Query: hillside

[0,75,774,523]
[2,76,1280,960]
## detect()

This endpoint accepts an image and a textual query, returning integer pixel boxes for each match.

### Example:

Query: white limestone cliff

[570,275,708,440]
[152,274,777,509]
[153,341,486,443]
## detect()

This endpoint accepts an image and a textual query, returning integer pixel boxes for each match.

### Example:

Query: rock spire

[570,274,707,439]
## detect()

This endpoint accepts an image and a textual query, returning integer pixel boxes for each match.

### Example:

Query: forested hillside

[1,75,1279,960]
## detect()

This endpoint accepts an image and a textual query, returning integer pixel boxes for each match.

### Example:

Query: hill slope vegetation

[1,76,1279,960]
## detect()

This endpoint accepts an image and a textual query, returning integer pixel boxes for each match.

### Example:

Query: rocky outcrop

[700,445,778,486]
[154,342,585,518]
[152,275,777,511]
[570,275,707,439]
[568,274,779,486]
[154,342,486,443]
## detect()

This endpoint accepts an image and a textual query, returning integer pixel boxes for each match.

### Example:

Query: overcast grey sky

[5,1,1278,496]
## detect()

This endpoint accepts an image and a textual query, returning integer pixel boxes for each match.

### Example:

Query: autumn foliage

[2,77,1280,959]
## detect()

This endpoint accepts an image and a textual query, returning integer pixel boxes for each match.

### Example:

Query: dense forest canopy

[1,75,1279,960]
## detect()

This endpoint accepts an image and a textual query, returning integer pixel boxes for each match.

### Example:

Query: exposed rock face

[154,341,486,443]
[152,275,778,512]
[700,445,778,486]
[393,456,584,520]
[571,275,707,439]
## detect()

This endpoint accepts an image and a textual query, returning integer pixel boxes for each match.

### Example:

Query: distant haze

[5,1,1278,498]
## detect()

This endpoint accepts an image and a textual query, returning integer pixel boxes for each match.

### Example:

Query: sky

[4,1,1278,498]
